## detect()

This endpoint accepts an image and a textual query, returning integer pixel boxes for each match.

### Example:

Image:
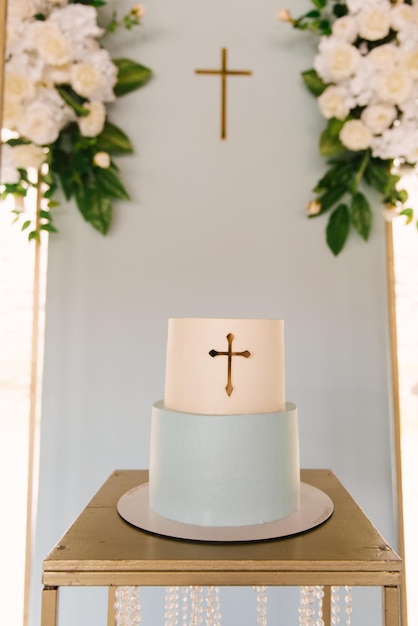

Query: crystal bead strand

[181,586,189,626]
[253,585,268,626]
[165,586,179,626]
[205,586,215,626]
[331,586,340,626]
[190,586,204,626]
[298,586,316,625]
[315,585,325,626]
[115,586,141,626]
[344,586,352,626]
[213,586,221,626]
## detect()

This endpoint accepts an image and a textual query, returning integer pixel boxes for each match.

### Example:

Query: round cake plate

[117,482,334,542]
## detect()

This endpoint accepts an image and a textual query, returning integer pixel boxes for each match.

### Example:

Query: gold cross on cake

[209,333,251,396]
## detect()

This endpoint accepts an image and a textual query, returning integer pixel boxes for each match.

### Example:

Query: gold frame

[0,3,406,624]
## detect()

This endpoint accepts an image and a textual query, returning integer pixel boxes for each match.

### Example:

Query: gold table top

[42,469,402,587]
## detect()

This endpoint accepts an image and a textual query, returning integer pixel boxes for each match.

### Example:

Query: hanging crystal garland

[298,586,316,626]
[253,585,268,626]
[344,586,353,626]
[315,585,325,626]
[331,586,340,625]
[115,586,141,626]
[190,586,204,626]
[181,586,189,626]
[165,586,179,626]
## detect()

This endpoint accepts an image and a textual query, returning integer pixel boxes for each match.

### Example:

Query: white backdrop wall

[30,0,396,624]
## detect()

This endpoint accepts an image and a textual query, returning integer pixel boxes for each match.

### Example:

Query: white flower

[12,144,46,170]
[4,68,35,103]
[93,151,111,168]
[18,100,62,145]
[29,21,74,66]
[314,37,360,82]
[306,200,322,216]
[78,101,106,137]
[368,44,399,71]
[2,100,25,130]
[332,16,358,43]
[383,205,399,221]
[71,50,117,101]
[48,4,104,46]
[404,48,418,79]
[346,0,384,16]
[340,119,372,151]
[361,103,397,134]
[391,3,416,31]
[358,5,391,41]
[318,85,352,120]
[376,69,413,105]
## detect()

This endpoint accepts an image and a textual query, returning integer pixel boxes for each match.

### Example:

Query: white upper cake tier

[164,318,285,415]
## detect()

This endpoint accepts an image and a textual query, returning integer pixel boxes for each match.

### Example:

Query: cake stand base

[117,482,333,542]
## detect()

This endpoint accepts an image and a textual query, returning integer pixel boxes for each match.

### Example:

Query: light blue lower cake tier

[149,400,300,527]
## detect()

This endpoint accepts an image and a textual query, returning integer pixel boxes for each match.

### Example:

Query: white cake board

[117,483,334,542]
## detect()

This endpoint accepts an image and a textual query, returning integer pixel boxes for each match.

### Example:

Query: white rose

[318,85,352,120]
[30,21,74,66]
[78,101,106,137]
[71,50,117,101]
[368,44,399,71]
[93,151,111,168]
[404,48,418,78]
[383,205,398,221]
[277,8,293,23]
[49,4,104,43]
[391,3,415,31]
[340,119,372,151]
[18,100,62,145]
[361,103,397,134]
[358,5,391,41]
[376,69,413,104]
[4,68,35,102]
[314,37,360,82]
[12,144,46,170]
[332,16,358,42]
[131,4,146,19]
[2,100,25,130]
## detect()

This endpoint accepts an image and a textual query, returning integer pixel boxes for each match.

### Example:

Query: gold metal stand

[41,469,402,625]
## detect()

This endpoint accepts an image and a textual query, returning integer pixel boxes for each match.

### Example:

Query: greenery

[280,0,417,255]
[1,1,152,240]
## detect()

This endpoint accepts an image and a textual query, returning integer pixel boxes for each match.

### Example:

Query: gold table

[41,469,402,626]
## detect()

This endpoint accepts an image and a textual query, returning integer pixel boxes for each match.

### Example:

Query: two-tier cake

[149,318,300,527]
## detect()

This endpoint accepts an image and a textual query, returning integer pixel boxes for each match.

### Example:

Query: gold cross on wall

[209,333,251,397]
[195,48,252,140]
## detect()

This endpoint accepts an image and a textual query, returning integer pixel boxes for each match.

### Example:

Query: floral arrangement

[1,0,152,239]
[279,0,418,255]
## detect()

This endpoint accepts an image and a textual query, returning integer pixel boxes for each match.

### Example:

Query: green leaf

[56,86,89,116]
[21,220,31,231]
[301,69,328,97]
[314,158,360,193]
[113,58,152,97]
[333,3,348,17]
[397,188,408,204]
[96,122,133,154]
[316,184,347,214]
[400,208,414,224]
[364,159,392,193]
[75,183,113,235]
[94,167,130,200]
[41,223,58,233]
[320,119,345,157]
[326,204,350,255]
[351,191,372,240]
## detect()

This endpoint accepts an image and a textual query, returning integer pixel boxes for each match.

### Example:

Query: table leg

[323,586,331,626]
[41,586,59,626]
[107,587,116,626]
[383,586,401,626]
